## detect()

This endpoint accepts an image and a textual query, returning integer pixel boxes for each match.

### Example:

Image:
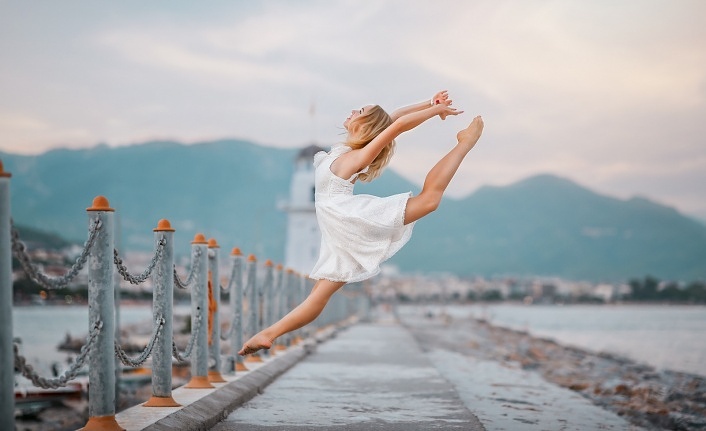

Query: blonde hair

[345,105,395,182]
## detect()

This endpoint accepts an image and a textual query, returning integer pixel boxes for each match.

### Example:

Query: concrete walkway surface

[117,310,642,430]
[211,317,485,430]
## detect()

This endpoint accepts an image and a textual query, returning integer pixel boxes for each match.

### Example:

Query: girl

[239,91,484,355]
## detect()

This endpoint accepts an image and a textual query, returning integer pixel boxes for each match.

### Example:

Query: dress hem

[308,268,381,284]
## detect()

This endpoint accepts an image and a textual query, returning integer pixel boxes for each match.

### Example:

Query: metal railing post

[244,254,263,364]
[229,248,247,372]
[0,161,14,431]
[260,260,274,357]
[207,238,225,382]
[184,233,213,388]
[292,274,305,344]
[282,269,294,347]
[144,219,180,407]
[83,196,123,431]
[271,264,287,352]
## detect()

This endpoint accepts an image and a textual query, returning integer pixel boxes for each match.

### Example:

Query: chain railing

[174,247,202,289]
[115,316,165,367]
[10,216,102,289]
[0,172,371,430]
[172,312,202,362]
[114,236,167,285]
[14,320,103,389]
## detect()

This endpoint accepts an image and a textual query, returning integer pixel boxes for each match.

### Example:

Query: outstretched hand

[438,104,464,120]
[432,90,452,107]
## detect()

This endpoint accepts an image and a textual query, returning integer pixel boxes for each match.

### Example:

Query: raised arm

[349,103,463,171]
[390,90,451,121]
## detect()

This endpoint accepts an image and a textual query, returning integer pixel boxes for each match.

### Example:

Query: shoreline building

[280,144,326,275]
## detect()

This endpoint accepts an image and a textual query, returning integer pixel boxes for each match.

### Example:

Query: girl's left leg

[404,116,484,225]
[238,279,346,355]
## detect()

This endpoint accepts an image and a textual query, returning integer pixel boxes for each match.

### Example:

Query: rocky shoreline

[398,306,706,431]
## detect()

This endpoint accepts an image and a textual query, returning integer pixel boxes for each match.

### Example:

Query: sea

[12,303,191,378]
[12,302,706,379]
[435,303,706,377]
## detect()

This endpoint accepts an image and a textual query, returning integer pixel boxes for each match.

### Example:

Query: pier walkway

[118,308,641,430]
[211,314,485,430]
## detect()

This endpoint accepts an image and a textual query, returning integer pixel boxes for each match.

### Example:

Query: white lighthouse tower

[281,144,326,275]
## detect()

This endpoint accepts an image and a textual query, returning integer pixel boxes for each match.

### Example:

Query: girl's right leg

[404,116,484,225]
[238,278,346,355]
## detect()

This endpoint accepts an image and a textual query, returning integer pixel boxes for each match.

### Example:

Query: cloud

[0,0,704,218]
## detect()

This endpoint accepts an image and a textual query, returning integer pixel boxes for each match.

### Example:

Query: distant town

[12,235,706,306]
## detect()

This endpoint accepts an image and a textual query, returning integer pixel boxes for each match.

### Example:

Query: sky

[1,1,705,219]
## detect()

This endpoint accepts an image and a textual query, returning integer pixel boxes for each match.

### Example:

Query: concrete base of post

[143,395,181,407]
[79,415,125,431]
[208,370,227,383]
[273,344,287,352]
[292,336,303,344]
[184,375,215,389]
[235,362,248,372]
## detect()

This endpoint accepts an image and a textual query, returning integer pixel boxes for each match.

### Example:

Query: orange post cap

[286,268,294,274]
[247,254,257,262]
[153,219,175,232]
[231,247,242,256]
[276,263,283,270]
[0,160,11,178]
[265,259,273,267]
[207,238,220,248]
[191,233,207,244]
[87,196,115,212]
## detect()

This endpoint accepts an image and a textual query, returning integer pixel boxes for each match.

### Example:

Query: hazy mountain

[2,141,705,281]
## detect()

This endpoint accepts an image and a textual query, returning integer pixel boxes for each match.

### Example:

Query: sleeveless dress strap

[314,145,351,168]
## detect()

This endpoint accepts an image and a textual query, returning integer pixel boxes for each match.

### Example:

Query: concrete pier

[115,308,643,431]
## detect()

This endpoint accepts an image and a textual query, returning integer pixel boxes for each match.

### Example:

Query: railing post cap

[286,268,294,274]
[230,247,242,256]
[264,259,273,267]
[207,238,220,248]
[0,160,11,178]
[276,263,283,270]
[154,219,175,232]
[247,254,257,262]
[87,195,115,212]
[191,233,207,244]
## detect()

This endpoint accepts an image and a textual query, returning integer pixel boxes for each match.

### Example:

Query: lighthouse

[281,144,326,275]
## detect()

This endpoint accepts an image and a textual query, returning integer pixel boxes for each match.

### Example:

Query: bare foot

[456,116,484,151]
[238,333,273,356]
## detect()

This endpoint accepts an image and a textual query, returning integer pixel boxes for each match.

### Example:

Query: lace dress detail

[309,145,415,283]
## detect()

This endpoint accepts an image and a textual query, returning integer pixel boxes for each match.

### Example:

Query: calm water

[436,303,706,377]
[14,303,706,379]
[12,303,190,376]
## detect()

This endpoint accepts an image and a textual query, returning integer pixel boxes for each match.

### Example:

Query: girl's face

[344,105,373,130]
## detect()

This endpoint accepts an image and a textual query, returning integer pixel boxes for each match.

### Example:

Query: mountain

[401,174,706,281]
[2,142,705,281]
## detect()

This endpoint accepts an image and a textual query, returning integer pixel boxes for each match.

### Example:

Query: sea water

[13,303,706,378]
[12,303,191,376]
[441,303,706,377]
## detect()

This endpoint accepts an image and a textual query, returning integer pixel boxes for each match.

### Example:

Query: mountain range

[2,140,705,281]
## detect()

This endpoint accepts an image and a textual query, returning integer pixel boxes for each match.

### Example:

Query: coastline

[397,304,706,430]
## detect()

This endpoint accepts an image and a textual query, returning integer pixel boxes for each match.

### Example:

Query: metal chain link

[10,216,102,290]
[114,315,165,367]
[172,312,202,362]
[223,260,238,292]
[14,320,103,389]
[114,236,167,285]
[174,247,202,290]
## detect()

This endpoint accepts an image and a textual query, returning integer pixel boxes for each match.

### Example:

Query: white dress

[309,145,416,283]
